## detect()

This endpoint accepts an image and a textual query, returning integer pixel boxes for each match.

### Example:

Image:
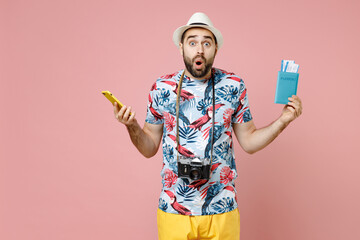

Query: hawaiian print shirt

[145,68,252,216]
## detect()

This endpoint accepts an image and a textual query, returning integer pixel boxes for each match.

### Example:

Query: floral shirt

[145,68,252,215]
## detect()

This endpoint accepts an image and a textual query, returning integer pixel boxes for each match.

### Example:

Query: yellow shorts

[157,208,240,240]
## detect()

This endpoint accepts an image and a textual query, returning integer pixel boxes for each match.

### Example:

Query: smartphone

[102,90,124,107]
[102,90,132,115]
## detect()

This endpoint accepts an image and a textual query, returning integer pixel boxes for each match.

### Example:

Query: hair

[180,28,218,46]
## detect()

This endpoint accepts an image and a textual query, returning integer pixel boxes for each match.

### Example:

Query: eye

[189,42,196,46]
[204,42,211,47]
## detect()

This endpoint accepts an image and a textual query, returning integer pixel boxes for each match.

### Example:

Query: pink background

[1,0,360,239]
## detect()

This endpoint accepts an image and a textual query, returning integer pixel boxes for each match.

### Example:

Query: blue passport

[274,71,299,104]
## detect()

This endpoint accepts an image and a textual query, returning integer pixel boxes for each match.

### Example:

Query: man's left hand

[279,95,303,124]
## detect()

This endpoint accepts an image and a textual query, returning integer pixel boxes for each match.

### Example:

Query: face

[180,28,217,80]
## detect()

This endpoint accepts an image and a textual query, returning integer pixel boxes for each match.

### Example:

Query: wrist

[276,116,289,130]
[125,119,139,131]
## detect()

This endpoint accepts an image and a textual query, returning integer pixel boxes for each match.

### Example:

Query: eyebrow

[186,35,214,42]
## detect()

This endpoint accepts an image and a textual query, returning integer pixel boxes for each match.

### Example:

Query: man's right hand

[113,102,136,126]
[113,101,163,158]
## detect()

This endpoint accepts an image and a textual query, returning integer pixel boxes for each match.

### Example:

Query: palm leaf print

[176,183,197,202]
[178,124,197,144]
[211,197,235,213]
[217,85,239,103]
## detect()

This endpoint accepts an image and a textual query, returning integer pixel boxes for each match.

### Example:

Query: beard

[183,52,215,79]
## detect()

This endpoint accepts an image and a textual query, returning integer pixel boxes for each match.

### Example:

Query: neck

[184,69,212,81]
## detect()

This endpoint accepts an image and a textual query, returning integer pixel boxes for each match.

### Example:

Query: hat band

[189,22,208,26]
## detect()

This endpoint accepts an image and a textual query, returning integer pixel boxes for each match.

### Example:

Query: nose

[197,44,204,54]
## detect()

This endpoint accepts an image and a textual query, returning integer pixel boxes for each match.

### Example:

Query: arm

[233,95,302,154]
[114,102,163,158]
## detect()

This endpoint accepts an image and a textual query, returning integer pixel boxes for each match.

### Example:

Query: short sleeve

[232,79,252,124]
[145,82,164,124]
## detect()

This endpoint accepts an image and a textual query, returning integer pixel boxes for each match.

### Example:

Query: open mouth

[194,58,204,69]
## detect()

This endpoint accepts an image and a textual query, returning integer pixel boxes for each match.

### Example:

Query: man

[114,12,302,240]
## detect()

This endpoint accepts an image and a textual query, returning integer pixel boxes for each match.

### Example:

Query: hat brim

[173,25,223,49]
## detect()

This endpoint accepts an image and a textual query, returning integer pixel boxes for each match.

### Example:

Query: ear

[179,43,183,56]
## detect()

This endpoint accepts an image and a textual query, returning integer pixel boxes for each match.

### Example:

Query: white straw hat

[173,12,223,49]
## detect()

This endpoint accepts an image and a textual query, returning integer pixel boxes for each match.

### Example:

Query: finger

[292,95,302,105]
[292,100,302,116]
[298,107,303,117]
[288,96,298,104]
[123,106,132,120]
[115,111,121,121]
[290,103,301,117]
[115,105,126,122]
[127,111,136,123]
[118,105,126,117]
[286,106,295,113]
[288,102,302,117]
[285,103,296,111]
[288,98,302,108]
[113,102,117,112]
[114,103,119,120]
[287,101,299,110]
